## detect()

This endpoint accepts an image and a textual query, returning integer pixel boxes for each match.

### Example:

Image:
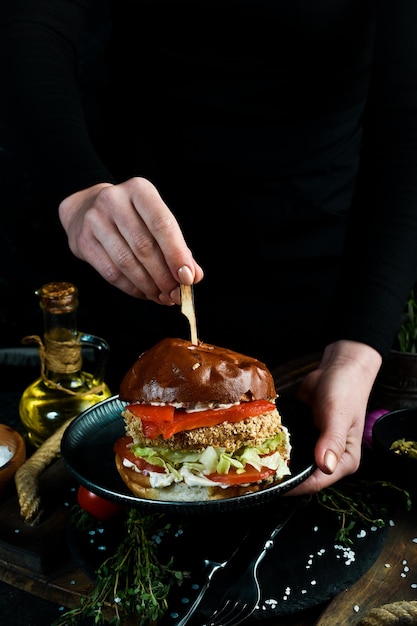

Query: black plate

[61,394,316,514]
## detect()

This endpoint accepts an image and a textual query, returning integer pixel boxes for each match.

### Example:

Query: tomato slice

[206,464,276,485]
[127,404,175,423]
[114,435,165,473]
[126,399,275,439]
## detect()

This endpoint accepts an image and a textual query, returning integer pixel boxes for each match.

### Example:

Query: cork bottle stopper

[36,282,79,314]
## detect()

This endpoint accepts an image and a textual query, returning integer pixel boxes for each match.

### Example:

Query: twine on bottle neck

[22,334,106,397]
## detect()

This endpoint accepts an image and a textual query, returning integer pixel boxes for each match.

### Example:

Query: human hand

[58,178,204,304]
[287,340,382,496]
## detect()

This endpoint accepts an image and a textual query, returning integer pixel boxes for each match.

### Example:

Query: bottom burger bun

[114,337,292,502]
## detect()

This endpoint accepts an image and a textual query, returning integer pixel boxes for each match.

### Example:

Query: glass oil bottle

[19,282,112,448]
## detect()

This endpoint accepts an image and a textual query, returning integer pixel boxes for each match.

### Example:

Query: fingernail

[169,286,181,305]
[178,265,194,285]
[324,450,337,474]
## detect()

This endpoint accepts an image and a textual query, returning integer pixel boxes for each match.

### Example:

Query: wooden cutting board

[0,458,74,574]
[316,506,417,625]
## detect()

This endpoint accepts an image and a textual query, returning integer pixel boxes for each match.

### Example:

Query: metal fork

[192,500,302,626]
[173,548,241,626]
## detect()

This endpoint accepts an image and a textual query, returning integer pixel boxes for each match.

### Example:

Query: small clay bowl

[372,408,417,493]
[0,424,26,500]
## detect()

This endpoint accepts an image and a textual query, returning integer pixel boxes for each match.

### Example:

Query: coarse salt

[0,445,13,467]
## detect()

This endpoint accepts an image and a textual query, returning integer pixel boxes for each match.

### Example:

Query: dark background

[0,13,192,395]
[0,15,148,624]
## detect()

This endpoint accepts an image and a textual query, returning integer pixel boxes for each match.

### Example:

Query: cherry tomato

[77,485,124,521]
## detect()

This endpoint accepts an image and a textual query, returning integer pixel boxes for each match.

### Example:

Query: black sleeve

[0,0,115,205]
[331,0,417,357]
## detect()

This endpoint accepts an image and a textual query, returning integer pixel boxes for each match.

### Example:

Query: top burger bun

[119,337,277,407]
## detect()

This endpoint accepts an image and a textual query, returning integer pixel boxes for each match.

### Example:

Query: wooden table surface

[0,354,416,626]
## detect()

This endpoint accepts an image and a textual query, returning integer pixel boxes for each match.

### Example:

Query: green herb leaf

[397,288,417,353]
[314,479,412,545]
[53,508,183,626]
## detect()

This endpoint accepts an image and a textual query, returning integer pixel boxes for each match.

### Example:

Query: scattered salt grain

[357,529,366,539]
[384,564,391,568]
[0,445,13,467]
[389,520,395,527]
[353,605,360,613]
[334,544,356,565]
[411,583,417,589]
[412,538,417,544]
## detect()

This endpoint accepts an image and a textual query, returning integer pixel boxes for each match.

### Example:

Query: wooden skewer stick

[180,284,198,345]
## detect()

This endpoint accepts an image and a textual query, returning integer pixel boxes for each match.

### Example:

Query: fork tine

[221,603,252,626]
[204,600,250,626]
[204,599,233,624]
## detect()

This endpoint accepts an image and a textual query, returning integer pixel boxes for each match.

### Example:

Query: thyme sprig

[314,480,412,545]
[53,509,183,626]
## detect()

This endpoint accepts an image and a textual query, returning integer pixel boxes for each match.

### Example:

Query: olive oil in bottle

[19,282,112,448]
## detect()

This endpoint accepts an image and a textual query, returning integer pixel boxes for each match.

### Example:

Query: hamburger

[114,337,291,501]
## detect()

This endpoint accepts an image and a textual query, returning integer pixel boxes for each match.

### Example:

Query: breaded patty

[122,407,288,454]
